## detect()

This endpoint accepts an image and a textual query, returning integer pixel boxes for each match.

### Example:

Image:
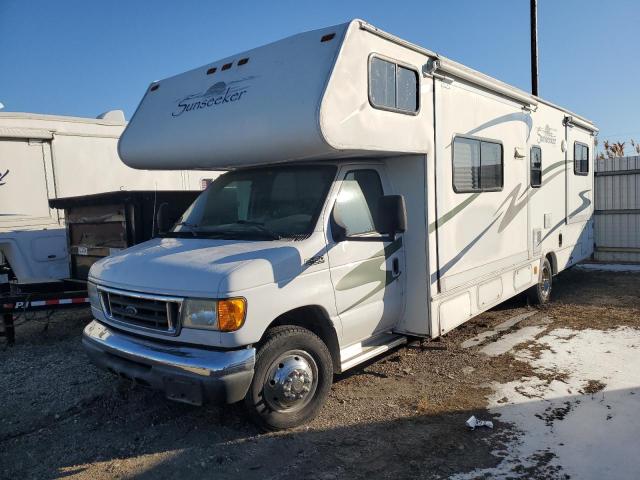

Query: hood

[89,237,316,297]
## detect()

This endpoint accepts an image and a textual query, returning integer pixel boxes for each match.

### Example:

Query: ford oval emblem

[124,305,138,316]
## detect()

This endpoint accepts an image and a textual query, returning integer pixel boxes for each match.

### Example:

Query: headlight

[181,297,246,332]
[181,299,218,330]
[87,282,102,311]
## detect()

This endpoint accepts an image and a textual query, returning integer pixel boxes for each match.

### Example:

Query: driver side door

[327,165,405,347]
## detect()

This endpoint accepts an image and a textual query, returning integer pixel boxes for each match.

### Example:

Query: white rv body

[0,111,219,284]
[84,20,596,428]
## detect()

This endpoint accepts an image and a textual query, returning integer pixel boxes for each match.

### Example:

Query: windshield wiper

[233,221,282,240]
[172,221,200,237]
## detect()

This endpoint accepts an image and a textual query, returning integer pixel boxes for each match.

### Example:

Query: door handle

[392,258,400,277]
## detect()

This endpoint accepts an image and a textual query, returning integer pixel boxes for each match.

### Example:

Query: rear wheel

[245,326,333,431]
[528,257,553,305]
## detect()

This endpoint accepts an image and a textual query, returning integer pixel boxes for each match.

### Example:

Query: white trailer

[0,110,219,286]
[83,20,596,430]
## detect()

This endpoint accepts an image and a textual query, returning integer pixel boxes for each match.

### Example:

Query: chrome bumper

[82,320,255,405]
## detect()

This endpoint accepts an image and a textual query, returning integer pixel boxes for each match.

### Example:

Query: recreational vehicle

[82,20,597,430]
[0,111,219,288]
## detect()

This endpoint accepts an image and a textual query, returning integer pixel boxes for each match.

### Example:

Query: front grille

[99,288,181,334]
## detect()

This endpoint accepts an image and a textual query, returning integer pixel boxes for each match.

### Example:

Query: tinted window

[453,137,481,191]
[334,170,384,236]
[531,146,542,187]
[453,137,503,192]
[480,142,502,189]
[369,57,418,113]
[171,165,336,240]
[574,142,589,175]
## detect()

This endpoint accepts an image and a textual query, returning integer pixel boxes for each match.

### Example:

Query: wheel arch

[544,251,558,275]
[261,305,341,373]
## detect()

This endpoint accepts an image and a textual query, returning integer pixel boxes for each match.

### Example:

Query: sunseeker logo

[0,169,8,186]
[536,124,557,144]
[171,76,257,117]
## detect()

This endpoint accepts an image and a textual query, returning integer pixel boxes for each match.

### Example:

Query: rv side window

[574,142,589,175]
[452,137,503,193]
[369,57,418,114]
[530,146,542,187]
[334,170,384,236]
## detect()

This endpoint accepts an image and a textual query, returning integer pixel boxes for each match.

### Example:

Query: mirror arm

[338,233,397,243]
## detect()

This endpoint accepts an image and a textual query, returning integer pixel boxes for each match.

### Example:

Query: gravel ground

[1,266,638,479]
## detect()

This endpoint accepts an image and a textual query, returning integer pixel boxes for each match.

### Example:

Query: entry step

[340,333,407,371]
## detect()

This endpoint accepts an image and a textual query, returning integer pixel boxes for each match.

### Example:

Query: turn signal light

[217,298,247,332]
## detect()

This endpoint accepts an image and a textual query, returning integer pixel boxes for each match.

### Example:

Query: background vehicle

[0,110,219,344]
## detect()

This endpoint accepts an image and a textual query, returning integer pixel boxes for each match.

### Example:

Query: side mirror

[376,195,407,238]
[330,207,347,243]
[155,202,171,235]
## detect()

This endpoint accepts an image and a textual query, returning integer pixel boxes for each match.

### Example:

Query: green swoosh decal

[432,158,568,280]
[431,158,567,235]
[428,193,480,234]
[336,237,402,314]
[542,159,565,175]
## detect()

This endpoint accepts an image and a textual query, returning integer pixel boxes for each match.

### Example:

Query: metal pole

[530,0,539,96]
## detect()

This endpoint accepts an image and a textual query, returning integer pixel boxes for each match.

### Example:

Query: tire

[528,257,553,305]
[244,325,333,431]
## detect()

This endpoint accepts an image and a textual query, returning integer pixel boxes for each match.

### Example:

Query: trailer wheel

[528,258,553,305]
[245,325,333,431]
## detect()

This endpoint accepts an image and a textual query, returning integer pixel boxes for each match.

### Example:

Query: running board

[340,333,407,372]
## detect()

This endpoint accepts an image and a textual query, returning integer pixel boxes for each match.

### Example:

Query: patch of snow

[480,325,546,357]
[454,327,640,479]
[462,311,537,349]
[577,263,640,272]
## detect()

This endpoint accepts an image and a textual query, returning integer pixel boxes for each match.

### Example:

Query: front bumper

[82,320,255,405]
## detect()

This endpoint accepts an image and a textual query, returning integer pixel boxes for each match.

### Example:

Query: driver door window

[334,170,384,236]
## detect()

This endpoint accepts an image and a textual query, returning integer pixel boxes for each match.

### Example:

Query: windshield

[166,165,337,240]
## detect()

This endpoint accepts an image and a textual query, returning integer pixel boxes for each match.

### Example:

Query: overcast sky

[1,0,638,145]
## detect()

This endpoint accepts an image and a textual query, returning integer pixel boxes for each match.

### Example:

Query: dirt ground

[1,266,639,480]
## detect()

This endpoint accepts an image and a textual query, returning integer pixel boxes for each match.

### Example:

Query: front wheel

[528,257,553,305]
[244,326,333,431]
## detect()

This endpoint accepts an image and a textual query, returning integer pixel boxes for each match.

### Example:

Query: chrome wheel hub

[263,350,318,412]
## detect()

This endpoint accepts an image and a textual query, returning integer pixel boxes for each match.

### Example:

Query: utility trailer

[82,19,597,430]
[0,111,219,343]
[1,190,199,344]
[49,190,200,281]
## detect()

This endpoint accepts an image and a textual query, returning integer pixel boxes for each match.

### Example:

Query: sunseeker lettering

[536,124,557,145]
[171,77,256,118]
[172,88,247,117]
